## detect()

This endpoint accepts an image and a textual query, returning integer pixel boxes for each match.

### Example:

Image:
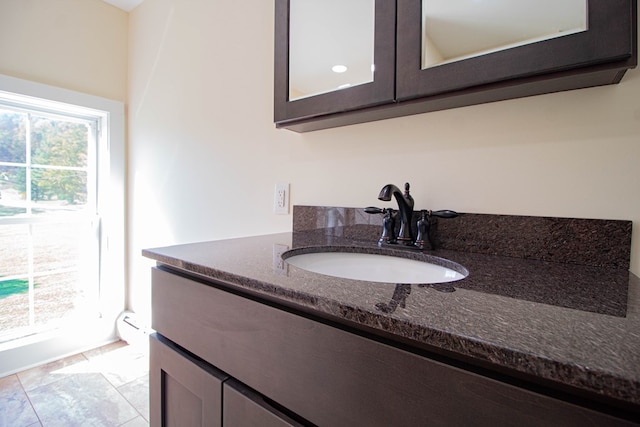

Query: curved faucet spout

[378,183,414,243]
[377,184,399,202]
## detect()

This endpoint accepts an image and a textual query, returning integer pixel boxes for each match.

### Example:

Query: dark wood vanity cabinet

[150,333,303,427]
[150,333,227,427]
[274,0,637,132]
[150,267,637,426]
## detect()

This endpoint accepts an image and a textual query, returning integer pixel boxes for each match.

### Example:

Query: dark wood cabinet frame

[273,0,396,125]
[397,0,637,100]
[274,0,637,133]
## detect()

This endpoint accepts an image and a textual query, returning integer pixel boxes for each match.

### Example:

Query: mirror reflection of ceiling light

[338,83,352,89]
[332,65,348,73]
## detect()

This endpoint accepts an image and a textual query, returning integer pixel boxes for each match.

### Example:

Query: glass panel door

[0,107,99,343]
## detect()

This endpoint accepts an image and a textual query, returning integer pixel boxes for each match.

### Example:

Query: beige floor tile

[118,415,149,427]
[0,375,40,427]
[118,374,150,422]
[27,372,139,427]
[3,341,149,427]
[82,340,128,360]
[17,353,88,392]
[85,341,149,388]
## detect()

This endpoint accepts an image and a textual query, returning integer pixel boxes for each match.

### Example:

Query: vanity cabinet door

[223,379,306,427]
[396,0,637,101]
[150,333,228,427]
[274,0,396,128]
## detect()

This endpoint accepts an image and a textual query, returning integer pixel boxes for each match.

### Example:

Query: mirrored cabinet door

[420,0,588,69]
[397,0,637,101]
[288,0,375,101]
[274,0,396,127]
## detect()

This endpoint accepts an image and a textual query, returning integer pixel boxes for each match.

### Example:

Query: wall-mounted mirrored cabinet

[275,0,637,132]
[274,0,396,125]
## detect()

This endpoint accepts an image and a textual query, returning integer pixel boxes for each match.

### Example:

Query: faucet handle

[364,207,397,245]
[415,210,429,250]
[364,206,384,214]
[430,209,458,218]
[404,183,414,209]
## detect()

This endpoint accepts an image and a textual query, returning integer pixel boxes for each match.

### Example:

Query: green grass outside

[0,278,32,299]
[0,206,53,216]
[0,206,26,216]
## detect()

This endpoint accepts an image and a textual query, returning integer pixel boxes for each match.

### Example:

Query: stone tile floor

[0,340,149,427]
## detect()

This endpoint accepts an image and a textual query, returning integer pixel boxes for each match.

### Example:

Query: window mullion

[25,114,35,327]
[25,113,32,215]
[27,223,35,327]
[87,121,98,213]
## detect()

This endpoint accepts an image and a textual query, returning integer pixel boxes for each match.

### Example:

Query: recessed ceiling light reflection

[332,65,348,73]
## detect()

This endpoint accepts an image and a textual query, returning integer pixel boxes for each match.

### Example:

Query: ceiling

[101,0,144,12]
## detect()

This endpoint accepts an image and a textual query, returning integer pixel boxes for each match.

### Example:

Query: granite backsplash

[292,205,632,269]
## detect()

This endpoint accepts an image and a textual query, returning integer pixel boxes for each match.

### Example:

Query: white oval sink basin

[284,251,467,284]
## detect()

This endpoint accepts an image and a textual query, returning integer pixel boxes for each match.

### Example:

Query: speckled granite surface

[143,207,639,412]
[293,205,632,268]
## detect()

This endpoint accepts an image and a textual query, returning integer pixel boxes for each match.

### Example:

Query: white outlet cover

[274,183,290,214]
[272,244,290,275]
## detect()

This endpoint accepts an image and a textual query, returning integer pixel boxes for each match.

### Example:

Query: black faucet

[366,182,459,250]
[414,209,459,250]
[378,183,415,244]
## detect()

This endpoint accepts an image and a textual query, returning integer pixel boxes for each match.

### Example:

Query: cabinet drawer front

[152,267,633,427]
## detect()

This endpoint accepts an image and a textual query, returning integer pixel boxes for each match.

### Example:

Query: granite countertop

[143,228,640,411]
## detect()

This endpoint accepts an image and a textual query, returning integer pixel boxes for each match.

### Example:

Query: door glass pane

[0,225,30,335]
[33,271,84,328]
[31,169,88,212]
[0,101,98,343]
[0,109,26,163]
[32,222,91,273]
[0,281,30,333]
[0,224,28,277]
[31,116,88,168]
[0,165,27,217]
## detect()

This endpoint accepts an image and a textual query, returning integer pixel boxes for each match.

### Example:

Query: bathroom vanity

[145,207,639,426]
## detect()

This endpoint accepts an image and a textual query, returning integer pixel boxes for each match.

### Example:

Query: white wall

[0,0,128,102]
[128,0,640,320]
